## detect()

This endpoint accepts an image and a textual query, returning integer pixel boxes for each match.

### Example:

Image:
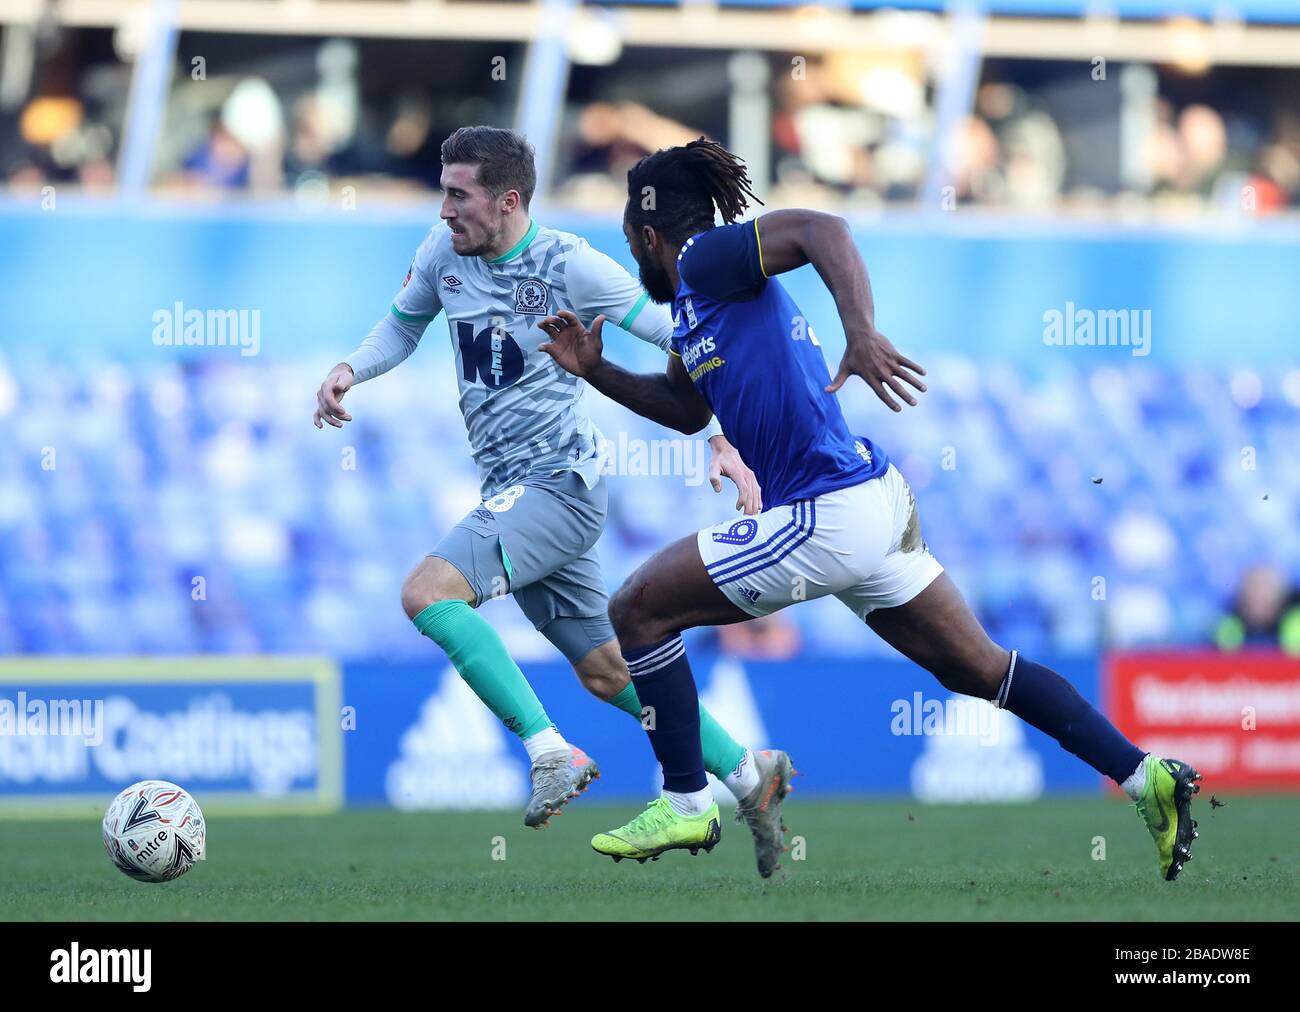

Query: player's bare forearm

[755,209,874,337]
[754,209,926,409]
[538,310,713,434]
[585,357,713,435]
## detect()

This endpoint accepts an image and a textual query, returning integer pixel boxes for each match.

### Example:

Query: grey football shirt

[345,219,718,498]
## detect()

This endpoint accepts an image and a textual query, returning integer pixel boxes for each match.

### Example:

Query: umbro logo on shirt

[442,275,463,294]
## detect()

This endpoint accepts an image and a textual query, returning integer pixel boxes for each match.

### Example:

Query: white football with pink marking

[102,780,207,883]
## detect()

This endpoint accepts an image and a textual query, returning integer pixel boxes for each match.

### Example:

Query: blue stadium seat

[2,358,1294,658]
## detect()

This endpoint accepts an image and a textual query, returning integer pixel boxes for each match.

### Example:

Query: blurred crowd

[4,24,1300,215]
[950,75,1300,214]
[0,18,123,194]
[1,353,1296,660]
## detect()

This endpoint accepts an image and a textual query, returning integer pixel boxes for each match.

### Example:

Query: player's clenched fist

[537,310,605,379]
[314,362,355,429]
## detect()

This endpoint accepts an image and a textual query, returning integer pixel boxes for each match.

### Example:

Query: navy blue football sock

[624,635,707,794]
[998,651,1145,784]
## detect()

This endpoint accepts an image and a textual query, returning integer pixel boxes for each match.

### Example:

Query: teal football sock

[608,680,746,780]
[412,600,552,739]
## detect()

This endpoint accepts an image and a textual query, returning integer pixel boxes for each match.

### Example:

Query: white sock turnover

[1120,754,1150,802]
[664,787,714,818]
[724,748,761,801]
[523,726,569,765]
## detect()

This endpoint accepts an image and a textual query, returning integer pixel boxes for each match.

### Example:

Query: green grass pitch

[2,796,1297,921]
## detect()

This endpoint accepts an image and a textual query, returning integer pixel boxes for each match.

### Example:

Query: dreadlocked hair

[625,137,764,245]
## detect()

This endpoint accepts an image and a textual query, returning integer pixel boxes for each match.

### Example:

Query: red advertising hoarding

[1105,650,1300,790]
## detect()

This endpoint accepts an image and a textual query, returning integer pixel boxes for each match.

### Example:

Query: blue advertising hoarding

[1,652,1103,813]
[0,658,343,817]
[343,651,1104,808]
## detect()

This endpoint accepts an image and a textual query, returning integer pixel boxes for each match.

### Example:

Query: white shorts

[696,464,944,620]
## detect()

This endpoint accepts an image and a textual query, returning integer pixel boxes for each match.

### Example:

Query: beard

[450,219,504,259]
[637,253,677,304]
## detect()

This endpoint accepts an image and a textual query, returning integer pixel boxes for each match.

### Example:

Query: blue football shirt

[672,219,888,509]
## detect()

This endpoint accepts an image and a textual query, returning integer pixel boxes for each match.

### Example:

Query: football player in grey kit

[314,127,795,876]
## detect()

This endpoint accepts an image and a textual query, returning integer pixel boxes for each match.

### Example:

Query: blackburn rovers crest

[514,279,548,315]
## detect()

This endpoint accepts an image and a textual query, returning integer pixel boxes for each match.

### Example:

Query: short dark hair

[625,137,763,245]
[440,126,537,208]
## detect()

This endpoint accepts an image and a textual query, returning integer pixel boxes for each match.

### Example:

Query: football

[102,781,207,884]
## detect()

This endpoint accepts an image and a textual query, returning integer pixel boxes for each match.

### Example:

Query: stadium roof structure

[4,0,1300,200]
[1,0,1298,61]
[614,0,1300,24]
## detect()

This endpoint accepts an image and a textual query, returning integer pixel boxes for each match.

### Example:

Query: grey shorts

[430,470,616,664]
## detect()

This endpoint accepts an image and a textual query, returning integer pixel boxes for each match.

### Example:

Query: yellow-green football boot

[1134,755,1202,881]
[591,796,722,864]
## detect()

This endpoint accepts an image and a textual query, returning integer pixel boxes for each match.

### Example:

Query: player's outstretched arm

[314,293,431,429]
[538,310,713,435]
[560,247,760,512]
[315,228,442,429]
[753,209,927,412]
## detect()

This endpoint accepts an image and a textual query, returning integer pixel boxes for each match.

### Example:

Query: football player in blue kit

[537,138,1201,881]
